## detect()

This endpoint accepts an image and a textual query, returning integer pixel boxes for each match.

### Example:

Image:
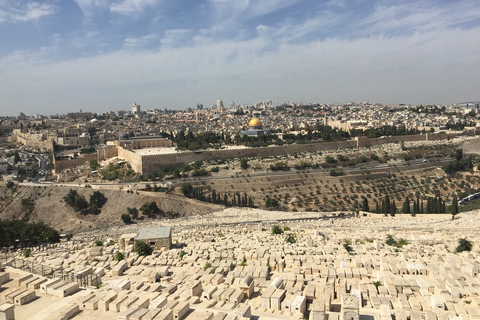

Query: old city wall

[15,135,54,151]
[139,140,358,174]
[53,153,98,173]
[117,146,143,173]
[54,145,118,173]
[355,132,463,148]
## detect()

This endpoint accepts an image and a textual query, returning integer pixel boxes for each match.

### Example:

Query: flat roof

[132,147,178,155]
[135,227,172,240]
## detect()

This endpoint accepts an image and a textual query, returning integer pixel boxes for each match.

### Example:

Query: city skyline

[1,0,479,116]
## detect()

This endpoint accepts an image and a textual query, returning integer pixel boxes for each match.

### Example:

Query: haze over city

[1,0,480,116]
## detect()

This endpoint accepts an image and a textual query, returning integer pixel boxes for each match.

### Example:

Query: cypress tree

[402,197,411,214]
[362,198,369,212]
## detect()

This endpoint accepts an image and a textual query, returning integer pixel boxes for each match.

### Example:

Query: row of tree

[181,183,255,208]
[367,194,459,215]
[0,220,60,248]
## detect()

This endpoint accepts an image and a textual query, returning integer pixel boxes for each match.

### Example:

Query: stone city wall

[53,153,98,173]
[139,140,358,174]
[117,145,143,173]
[53,145,118,173]
[15,135,54,151]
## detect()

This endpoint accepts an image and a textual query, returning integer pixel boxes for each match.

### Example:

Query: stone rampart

[138,140,357,174]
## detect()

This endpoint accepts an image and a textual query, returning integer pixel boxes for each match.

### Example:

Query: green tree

[180,183,193,197]
[121,213,132,224]
[451,194,459,219]
[74,194,89,212]
[139,202,159,216]
[402,197,410,214]
[90,160,99,171]
[265,197,279,209]
[127,207,138,219]
[240,158,249,169]
[89,191,106,209]
[455,238,473,253]
[271,225,284,235]
[362,198,369,212]
[135,241,153,256]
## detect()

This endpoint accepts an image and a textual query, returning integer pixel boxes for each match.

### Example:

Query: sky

[0,0,479,116]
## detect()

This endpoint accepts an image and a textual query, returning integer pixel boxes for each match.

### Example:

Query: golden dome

[248,118,262,127]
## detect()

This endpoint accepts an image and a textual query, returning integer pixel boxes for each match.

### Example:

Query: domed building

[240,118,270,136]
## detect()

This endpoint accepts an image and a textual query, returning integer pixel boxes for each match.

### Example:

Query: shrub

[65,233,73,241]
[285,233,296,244]
[179,251,187,259]
[181,183,193,197]
[265,197,279,209]
[121,213,132,224]
[6,181,14,188]
[240,158,249,169]
[93,240,103,247]
[22,248,31,258]
[271,225,284,235]
[135,241,153,256]
[127,207,138,219]
[203,262,212,270]
[113,251,124,261]
[455,238,473,253]
[139,202,159,216]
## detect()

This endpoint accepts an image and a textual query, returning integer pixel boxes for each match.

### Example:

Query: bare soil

[0,185,220,233]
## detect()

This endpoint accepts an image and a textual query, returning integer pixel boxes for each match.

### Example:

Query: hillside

[0,185,220,233]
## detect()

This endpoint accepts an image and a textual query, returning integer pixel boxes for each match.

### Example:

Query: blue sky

[1,0,479,116]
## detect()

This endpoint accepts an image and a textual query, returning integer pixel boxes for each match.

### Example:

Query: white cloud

[124,34,158,47]
[0,1,57,23]
[110,0,161,15]
[1,22,479,115]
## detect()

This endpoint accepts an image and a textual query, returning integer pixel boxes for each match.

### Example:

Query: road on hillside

[21,157,451,190]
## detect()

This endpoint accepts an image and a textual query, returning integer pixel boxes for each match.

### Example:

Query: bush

[385,234,408,248]
[455,238,473,253]
[329,169,344,176]
[65,233,73,241]
[210,166,219,173]
[139,202,159,216]
[203,262,212,270]
[22,248,31,258]
[113,251,124,261]
[285,233,296,244]
[181,183,193,197]
[271,225,284,235]
[135,241,153,256]
[265,197,279,209]
[121,213,132,224]
[240,158,249,169]
[127,207,138,219]
[93,240,103,247]
[6,181,14,188]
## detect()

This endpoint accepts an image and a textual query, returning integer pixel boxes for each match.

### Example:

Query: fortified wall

[53,132,467,174]
[355,132,463,148]
[11,134,54,151]
[139,140,358,174]
[53,145,118,173]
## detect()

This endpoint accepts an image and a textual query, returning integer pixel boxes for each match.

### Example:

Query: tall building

[216,100,224,110]
[131,103,141,114]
